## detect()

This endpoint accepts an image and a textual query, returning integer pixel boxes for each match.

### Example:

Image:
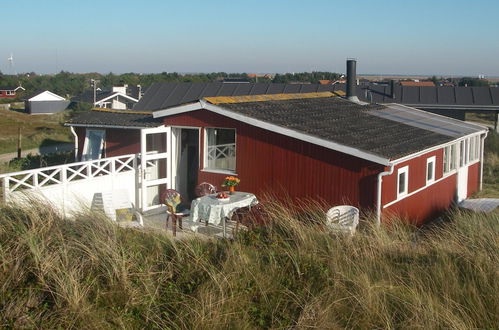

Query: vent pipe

[346,58,359,102]
[390,80,396,99]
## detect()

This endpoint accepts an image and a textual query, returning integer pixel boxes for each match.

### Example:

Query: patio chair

[195,182,217,197]
[161,189,191,236]
[91,189,144,227]
[326,205,359,235]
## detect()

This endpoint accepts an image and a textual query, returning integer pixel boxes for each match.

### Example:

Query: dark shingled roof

[67,110,162,128]
[134,82,336,111]
[215,97,455,160]
[0,86,17,91]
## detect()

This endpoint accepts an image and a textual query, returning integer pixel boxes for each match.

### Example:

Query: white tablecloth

[190,192,258,226]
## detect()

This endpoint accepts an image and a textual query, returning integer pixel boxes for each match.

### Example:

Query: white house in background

[94,85,140,110]
[24,90,70,114]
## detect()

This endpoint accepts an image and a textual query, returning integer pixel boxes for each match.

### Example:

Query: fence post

[2,177,9,203]
[33,170,39,187]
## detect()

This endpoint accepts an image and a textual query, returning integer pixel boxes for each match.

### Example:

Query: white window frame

[82,129,105,161]
[203,127,237,174]
[5,90,14,96]
[426,156,436,185]
[397,166,409,198]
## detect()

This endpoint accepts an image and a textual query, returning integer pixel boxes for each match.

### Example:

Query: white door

[140,126,171,211]
[457,166,468,202]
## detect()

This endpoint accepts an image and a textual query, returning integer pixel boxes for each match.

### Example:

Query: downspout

[376,163,395,226]
[479,131,488,191]
[70,126,78,162]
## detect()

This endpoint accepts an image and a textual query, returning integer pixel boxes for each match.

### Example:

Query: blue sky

[2,0,498,76]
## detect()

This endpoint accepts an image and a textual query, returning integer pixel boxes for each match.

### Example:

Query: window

[459,140,465,167]
[5,90,14,96]
[475,136,480,160]
[457,136,480,167]
[443,143,457,174]
[82,129,105,161]
[397,166,409,198]
[205,128,236,172]
[426,156,436,185]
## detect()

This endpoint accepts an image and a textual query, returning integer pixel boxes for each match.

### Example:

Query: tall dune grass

[0,198,497,329]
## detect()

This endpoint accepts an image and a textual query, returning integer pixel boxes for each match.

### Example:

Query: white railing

[207,143,236,161]
[1,154,137,204]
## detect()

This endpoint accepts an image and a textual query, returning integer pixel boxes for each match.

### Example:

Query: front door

[140,126,171,212]
[171,128,200,202]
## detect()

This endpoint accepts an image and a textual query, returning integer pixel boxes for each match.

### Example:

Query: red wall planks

[467,162,480,197]
[105,129,141,157]
[165,110,383,209]
[383,174,457,225]
[381,149,443,206]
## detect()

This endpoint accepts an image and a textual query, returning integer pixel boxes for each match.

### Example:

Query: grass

[474,130,499,197]
[0,196,498,329]
[0,151,75,174]
[0,108,72,154]
[465,112,497,127]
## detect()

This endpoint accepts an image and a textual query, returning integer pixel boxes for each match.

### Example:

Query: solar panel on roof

[471,87,493,105]
[455,87,473,105]
[436,87,455,104]
[401,87,419,103]
[420,87,437,104]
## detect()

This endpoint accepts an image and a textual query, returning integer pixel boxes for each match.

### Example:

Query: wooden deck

[459,198,499,213]
[143,212,241,239]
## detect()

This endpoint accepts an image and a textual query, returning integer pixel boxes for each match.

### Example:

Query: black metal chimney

[390,80,396,99]
[346,58,357,101]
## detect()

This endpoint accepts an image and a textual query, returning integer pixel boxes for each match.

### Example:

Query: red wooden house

[67,84,487,224]
[0,85,25,99]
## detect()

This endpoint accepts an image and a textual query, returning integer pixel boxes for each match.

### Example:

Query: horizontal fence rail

[1,154,137,202]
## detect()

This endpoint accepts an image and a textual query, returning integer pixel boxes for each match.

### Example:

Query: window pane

[459,141,464,167]
[450,144,456,170]
[398,172,405,194]
[84,130,105,161]
[146,133,167,154]
[206,128,236,171]
[444,147,450,173]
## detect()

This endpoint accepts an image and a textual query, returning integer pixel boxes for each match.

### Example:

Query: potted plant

[222,176,240,194]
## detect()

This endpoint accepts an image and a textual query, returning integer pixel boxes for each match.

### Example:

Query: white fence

[0,154,138,216]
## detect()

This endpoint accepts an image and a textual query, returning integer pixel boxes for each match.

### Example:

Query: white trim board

[95,92,139,105]
[28,90,66,101]
[65,123,151,130]
[153,100,391,166]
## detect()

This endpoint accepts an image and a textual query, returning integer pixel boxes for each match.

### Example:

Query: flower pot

[229,186,235,194]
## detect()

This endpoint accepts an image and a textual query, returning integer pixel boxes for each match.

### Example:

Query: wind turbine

[8,53,16,75]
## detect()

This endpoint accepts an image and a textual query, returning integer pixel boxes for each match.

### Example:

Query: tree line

[0,70,342,102]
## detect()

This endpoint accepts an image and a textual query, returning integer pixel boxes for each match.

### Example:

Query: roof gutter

[64,123,148,130]
[70,126,78,162]
[376,163,395,226]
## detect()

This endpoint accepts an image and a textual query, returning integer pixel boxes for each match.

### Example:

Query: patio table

[190,191,258,237]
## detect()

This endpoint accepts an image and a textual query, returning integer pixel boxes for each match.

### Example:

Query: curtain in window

[83,130,105,161]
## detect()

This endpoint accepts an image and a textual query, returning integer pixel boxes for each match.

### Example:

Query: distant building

[72,84,141,110]
[0,85,25,99]
[24,90,70,114]
[399,81,436,87]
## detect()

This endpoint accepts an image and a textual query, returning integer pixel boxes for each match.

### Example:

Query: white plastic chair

[91,189,144,227]
[326,205,359,235]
